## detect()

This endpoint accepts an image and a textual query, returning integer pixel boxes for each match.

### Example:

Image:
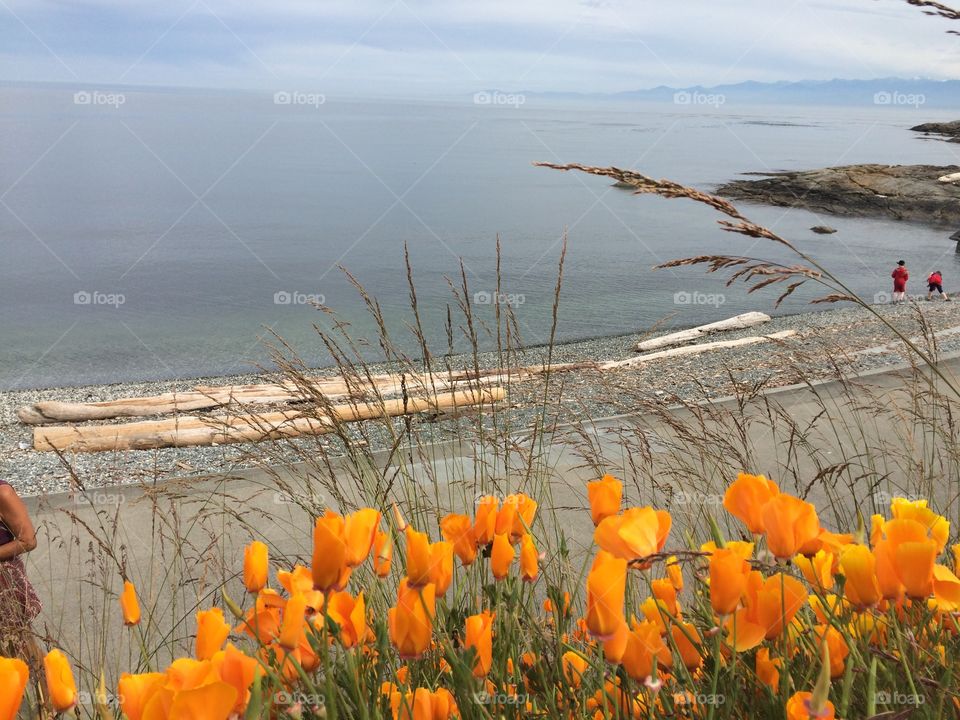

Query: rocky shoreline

[912,120,960,143]
[717,163,960,226]
[4,301,960,497]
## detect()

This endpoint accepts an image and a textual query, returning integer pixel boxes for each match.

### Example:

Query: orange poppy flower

[794,550,834,591]
[586,551,627,639]
[666,555,684,591]
[761,494,819,560]
[602,620,629,663]
[753,572,808,638]
[374,530,393,577]
[838,544,881,609]
[465,611,494,677]
[587,475,623,526]
[491,532,515,580]
[870,514,885,546]
[388,580,435,659]
[474,496,499,546]
[117,672,165,720]
[142,682,238,720]
[325,591,367,648]
[0,657,29,720]
[312,511,348,593]
[440,513,477,566]
[277,565,313,596]
[211,644,259,714]
[235,594,281,645]
[562,650,589,687]
[651,578,679,617]
[756,648,780,689]
[195,608,231,660]
[404,527,434,588]
[520,533,539,582]
[874,518,936,600]
[726,572,807,651]
[889,498,949,552]
[813,625,848,679]
[344,508,381,567]
[671,622,703,670]
[242,541,268,594]
[390,687,457,720]
[594,507,671,561]
[120,580,141,626]
[501,493,538,541]
[803,529,853,559]
[429,541,454,596]
[639,597,669,635]
[785,691,835,720]
[723,472,779,534]
[278,594,308,651]
[44,649,78,713]
[896,539,938,598]
[621,620,672,682]
[933,564,960,611]
[708,546,751,616]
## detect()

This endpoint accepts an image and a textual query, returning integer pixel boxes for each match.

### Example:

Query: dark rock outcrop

[810,226,837,234]
[717,164,960,226]
[911,121,960,143]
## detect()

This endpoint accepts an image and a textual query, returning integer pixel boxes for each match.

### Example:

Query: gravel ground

[4,300,960,497]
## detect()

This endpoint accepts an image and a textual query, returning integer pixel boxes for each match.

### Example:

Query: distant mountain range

[491,79,960,108]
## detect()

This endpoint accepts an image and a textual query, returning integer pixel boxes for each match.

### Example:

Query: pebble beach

[4,300,960,498]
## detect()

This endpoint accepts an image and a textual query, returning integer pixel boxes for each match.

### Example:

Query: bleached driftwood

[603,330,796,370]
[33,388,506,453]
[636,312,771,352]
[17,373,506,425]
[938,172,960,183]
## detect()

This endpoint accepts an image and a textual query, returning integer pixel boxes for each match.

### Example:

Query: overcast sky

[1,0,958,96]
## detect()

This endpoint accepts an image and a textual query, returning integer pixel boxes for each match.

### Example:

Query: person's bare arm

[0,485,37,561]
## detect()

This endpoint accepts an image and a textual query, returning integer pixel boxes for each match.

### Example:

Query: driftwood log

[636,312,771,352]
[17,373,508,425]
[603,330,796,370]
[17,362,604,426]
[33,387,506,453]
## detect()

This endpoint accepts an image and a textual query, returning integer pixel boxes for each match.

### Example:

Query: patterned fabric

[0,479,43,664]
[0,555,43,660]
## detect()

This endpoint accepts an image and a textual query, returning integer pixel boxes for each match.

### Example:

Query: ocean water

[1,85,958,389]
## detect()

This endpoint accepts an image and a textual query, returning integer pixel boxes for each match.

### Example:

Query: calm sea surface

[1,86,958,388]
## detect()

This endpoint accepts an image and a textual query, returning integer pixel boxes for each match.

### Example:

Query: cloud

[1,0,957,93]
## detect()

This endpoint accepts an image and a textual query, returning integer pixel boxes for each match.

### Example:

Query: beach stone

[810,225,837,234]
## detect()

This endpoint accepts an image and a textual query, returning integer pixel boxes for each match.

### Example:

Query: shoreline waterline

[0,300,894,393]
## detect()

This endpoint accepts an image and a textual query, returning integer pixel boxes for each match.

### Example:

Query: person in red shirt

[891,260,908,302]
[927,269,950,301]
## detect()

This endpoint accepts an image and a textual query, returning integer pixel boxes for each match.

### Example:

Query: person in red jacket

[891,260,908,302]
[927,269,950,301]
